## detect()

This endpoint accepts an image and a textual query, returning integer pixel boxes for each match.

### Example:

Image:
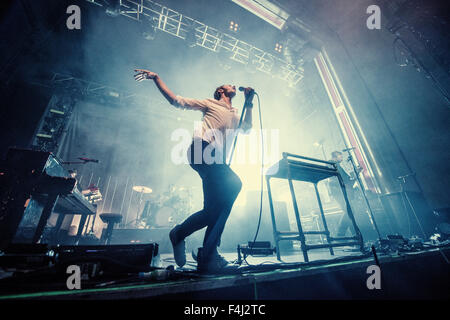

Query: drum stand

[344,150,382,240]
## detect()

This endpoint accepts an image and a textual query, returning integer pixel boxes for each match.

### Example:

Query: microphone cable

[246,92,264,265]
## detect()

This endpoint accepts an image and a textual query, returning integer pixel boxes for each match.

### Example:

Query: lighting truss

[28,73,184,122]
[30,93,76,153]
[28,72,184,152]
[30,73,165,108]
[86,0,304,85]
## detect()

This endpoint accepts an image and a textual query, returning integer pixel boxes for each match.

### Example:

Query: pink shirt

[172,96,251,154]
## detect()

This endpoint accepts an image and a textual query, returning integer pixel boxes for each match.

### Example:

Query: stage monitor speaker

[0,243,53,269]
[54,243,159,275]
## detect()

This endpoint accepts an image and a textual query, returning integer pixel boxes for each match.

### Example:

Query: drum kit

[131,184,193,229]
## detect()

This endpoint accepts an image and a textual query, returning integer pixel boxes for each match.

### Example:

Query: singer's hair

[213,85,226,100]
[331,151,342,159]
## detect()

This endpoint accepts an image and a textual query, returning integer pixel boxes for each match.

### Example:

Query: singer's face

[336,154,343,162]
[223,85,236,98]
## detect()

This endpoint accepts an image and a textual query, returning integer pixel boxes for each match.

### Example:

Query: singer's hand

[134,69,158,82]
[243,87,255,104]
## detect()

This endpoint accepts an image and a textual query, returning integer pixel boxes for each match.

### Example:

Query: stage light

[49,109,65,115]
[231,0,289,30]
[229,21,240,33]
[104,0,121,18]
[275,42,283,53]
[36,133,53,139]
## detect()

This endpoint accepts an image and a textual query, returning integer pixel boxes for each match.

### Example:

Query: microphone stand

[397,173,426,238]
[227,92,253,166]
[345,149,382,240]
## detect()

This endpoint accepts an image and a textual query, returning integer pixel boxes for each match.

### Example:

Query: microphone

[79,157,100,163]
[342,147,355,152]
[238,86,255,93]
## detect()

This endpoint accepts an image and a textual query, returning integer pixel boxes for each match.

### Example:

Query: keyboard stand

[266,152,365,262]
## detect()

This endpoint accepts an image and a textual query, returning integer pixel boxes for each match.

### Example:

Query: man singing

[134,69,254,272]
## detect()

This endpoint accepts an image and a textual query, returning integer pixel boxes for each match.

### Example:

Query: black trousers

[176,140,242,258]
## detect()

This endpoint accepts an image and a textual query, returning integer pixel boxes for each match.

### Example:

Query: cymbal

[133,185,153,194]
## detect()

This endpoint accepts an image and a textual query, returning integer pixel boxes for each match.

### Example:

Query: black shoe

[196,247,229,273]
[192,247,222,262]
[211,252,228,268]
[192,247,218,262]
[169,225,186,267]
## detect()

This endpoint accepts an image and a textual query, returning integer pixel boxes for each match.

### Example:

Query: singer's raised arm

[134,69,208,112]
[171,96,210,112]
[134,69,177,105]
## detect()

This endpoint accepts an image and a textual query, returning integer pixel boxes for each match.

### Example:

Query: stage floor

[0,244,449,300]
[158,245,363,271]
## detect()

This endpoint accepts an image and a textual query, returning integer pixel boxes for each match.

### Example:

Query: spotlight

[231,0,289,30]
[275,42,283,53]
[104,0,121,18]
[229,21,240,33]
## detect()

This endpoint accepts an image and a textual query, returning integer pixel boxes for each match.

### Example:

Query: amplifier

[0,243,54,269]
[54,243,159,275]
